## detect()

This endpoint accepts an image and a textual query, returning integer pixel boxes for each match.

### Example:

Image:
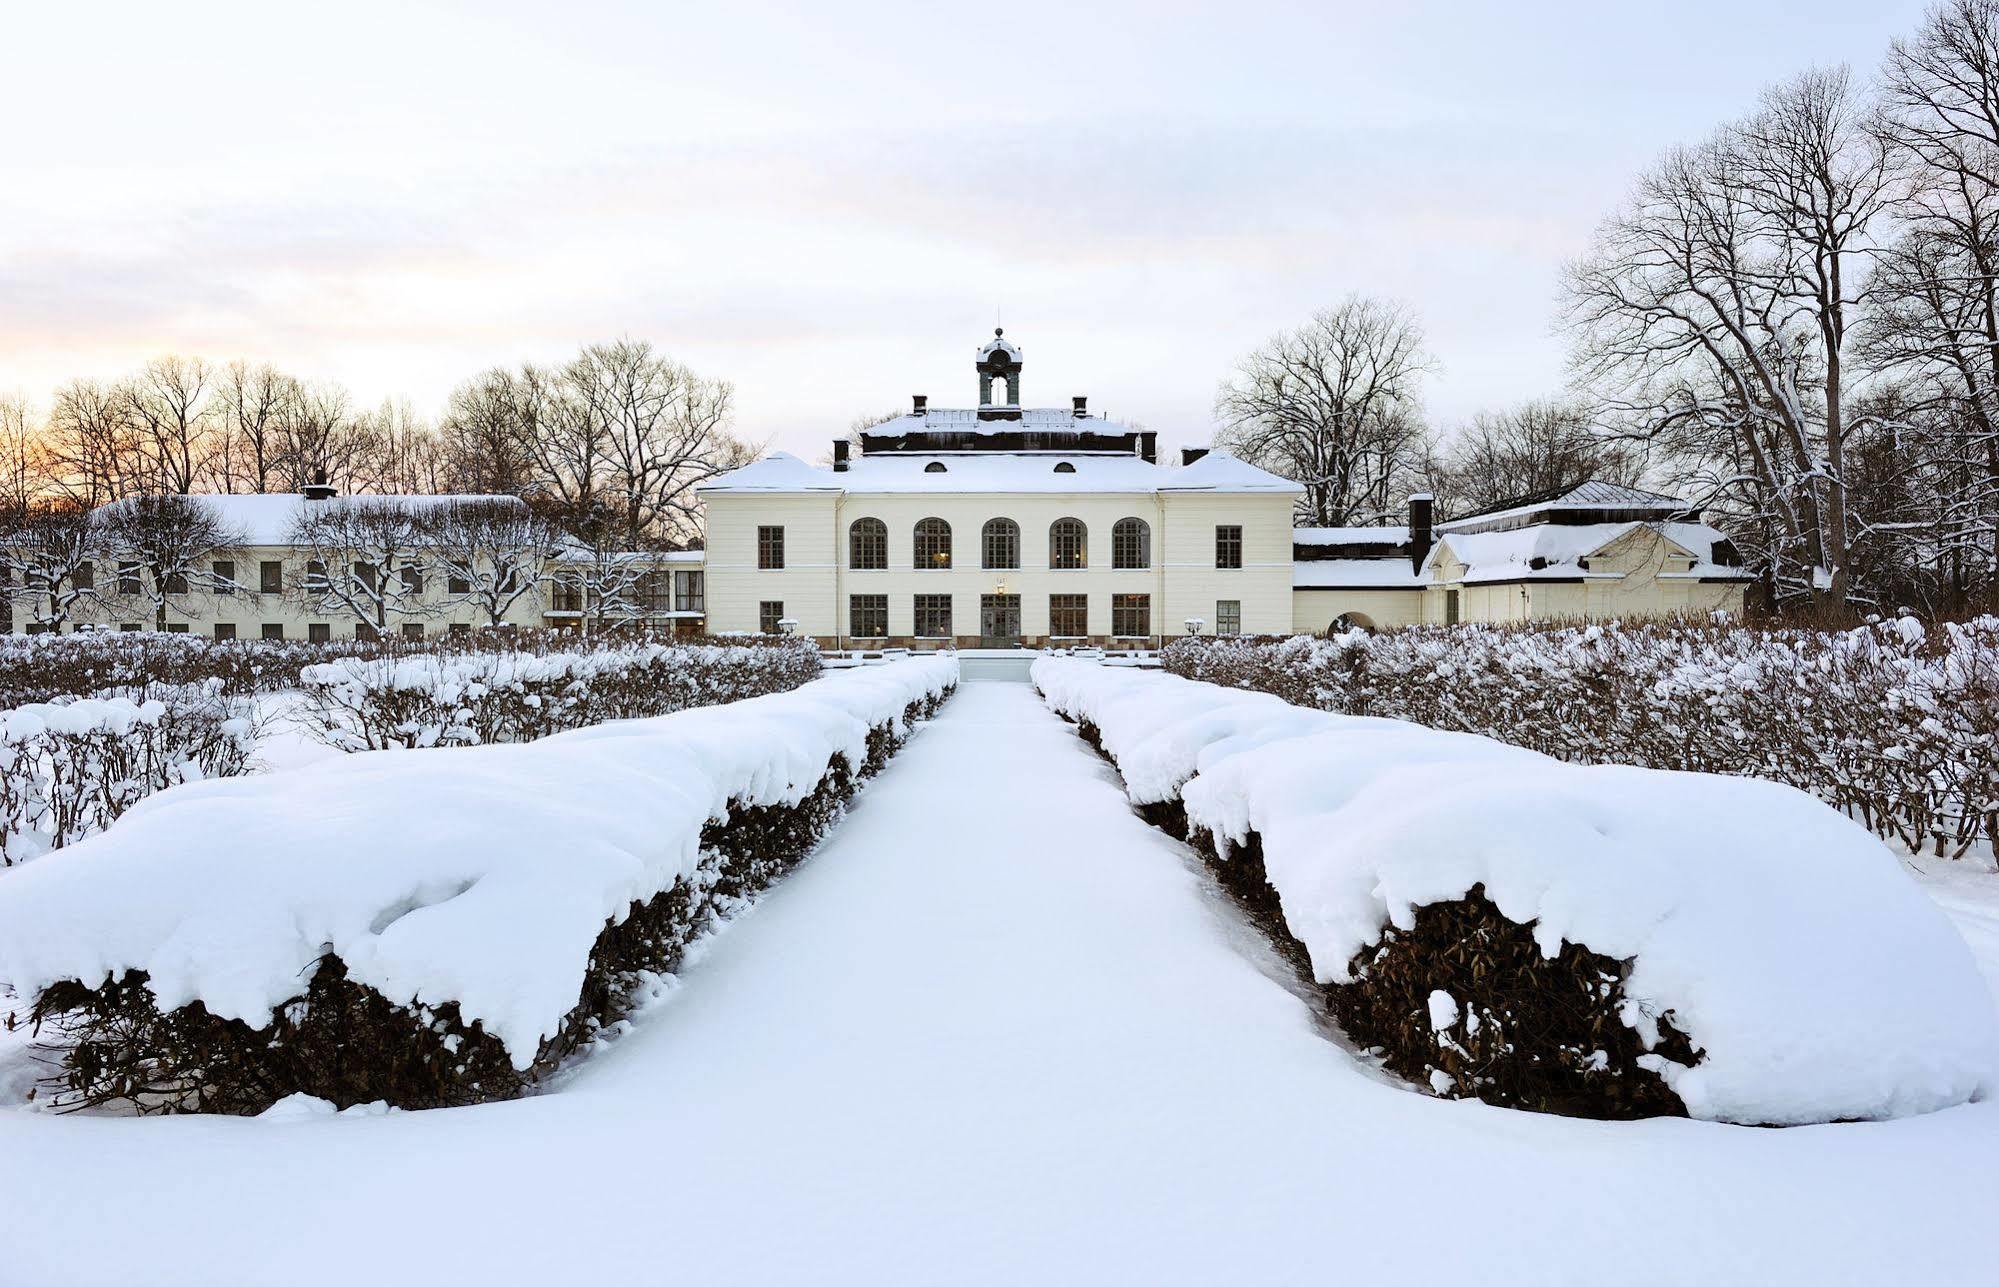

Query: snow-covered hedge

[295,637,822,749]
[1162,617,1999,860]
[1034,655,1999,1125]
[0,689,256,867]
[0,656,956,1112]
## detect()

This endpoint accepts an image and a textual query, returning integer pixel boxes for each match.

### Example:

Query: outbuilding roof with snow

[1425,520,1752,584]
[1438,480,1695,535]
[92,493,528,546]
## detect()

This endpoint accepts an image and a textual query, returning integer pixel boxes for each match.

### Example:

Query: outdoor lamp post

[1184,616,1205,637]
[777,617,799,637]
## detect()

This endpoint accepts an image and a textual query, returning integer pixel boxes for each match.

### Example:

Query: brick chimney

[1408,493,1434,571]
[1072,395,1088,417]
[1137,431,1157,464]
[302,469,336,501]
[832,440,850,472]
[912,394,927,416]
[1180,446,1209,466]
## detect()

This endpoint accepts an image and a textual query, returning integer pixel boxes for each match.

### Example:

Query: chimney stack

[302,468,336,501]
[1408,493,1434,571]
[912,394,928,416]
[1137,431,1157,464]
[1072,395,1088,417]
[832,440,850,473]
[1180,446,1210,466]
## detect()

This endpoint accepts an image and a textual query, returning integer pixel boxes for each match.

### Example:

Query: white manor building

[5,333,1752,642]
[692,333,1751,645]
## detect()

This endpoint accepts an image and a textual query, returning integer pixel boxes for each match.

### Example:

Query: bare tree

[438,369,538,495]
[95,494,248,630]
[0,502,103,631]
[0,394,46,517]
[1215,296,1436,526]
[425,498,558,627]
[211,361,295,494]
[286,498,439,636]
[1423,400,1647,518]
[43,379,138,506]
[119,355,216,495]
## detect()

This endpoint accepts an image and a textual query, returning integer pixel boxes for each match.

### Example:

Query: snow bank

[0,657,956,1070]
[1033,655,1999,1124]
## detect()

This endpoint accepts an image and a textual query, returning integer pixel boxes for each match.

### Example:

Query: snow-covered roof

[1155,451,1302,494]
[92,493,527,546]
[1438,481,1690,534]
[697,452,846,493]
[663,549,705,564]
[1293,526,1410,546]
[864,408,1136,437]
[701,449,1299,496]
[977,330,1023,362]
[1293,559,1426,590]
[1427,520,1750,584]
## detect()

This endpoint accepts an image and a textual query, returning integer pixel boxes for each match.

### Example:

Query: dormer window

[1053,462,1076,474]
[924,461,947,473]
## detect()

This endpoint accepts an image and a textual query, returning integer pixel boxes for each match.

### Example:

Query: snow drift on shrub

[0,656,956,1068]
[1033,656,1999,1125]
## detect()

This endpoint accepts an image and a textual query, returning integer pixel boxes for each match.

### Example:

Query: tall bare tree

[425,498,558,627]
[95,494,248,630]
[0,502,103,631]
[1423,400,1646,518]
[1214,296,1436,526]
[120,355,216,495]
[286,498,439,635]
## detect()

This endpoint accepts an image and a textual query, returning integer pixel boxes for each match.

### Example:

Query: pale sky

[0,0,1934,459]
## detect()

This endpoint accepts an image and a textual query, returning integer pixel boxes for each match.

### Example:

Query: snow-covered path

[3,683,1997,1286]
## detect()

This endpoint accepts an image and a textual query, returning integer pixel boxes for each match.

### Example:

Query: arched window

[1049,518,1087,570]
[914,517,952,569]
[1053,461,1076,474]
[1112,517,1150,569]
[849,517,886,570]
[924,461,948,473]
[982,518,1019,570]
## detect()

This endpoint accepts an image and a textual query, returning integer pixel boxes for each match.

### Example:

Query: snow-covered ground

[2,683,1997,1285]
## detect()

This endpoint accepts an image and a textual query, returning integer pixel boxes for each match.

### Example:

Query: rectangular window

[308,623,331,643]
[401,622,425,640]
[73,561,94,591]
[759,600,783,634]
[1112,593,1151,638]
[213,623,237,641]
[261,623,284,640]
[260,560,282,594]
[401,565,423,596]
[1215,525,1243,569]
[1216,600,1241,636]
[165,623,189,634]
[118,561,141,595]
[850,594,888,637]
[354,563,377,594]
[674,570,705,613]
[119,623,140,632]
[213,560,236,594]
[1445,587,1460,625]
[165,571,189,595]
[448,572,472,595]
[757,526,785,570]
[913,594,952,639]
[1049,594,1088,638]
[449,622,472,637]
[305,560,328,592]
[356,622,379,640]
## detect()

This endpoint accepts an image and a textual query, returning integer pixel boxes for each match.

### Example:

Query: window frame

[1048,593,1088,638]
[1111,593,1151,639]
[1111,517,1150,570]
[1216,600,1241,635]
[912,593,952,639]
[913,517,952,570]
[849,593,888,638]
[1215,525,1243,569]
[981,517,1020,570]
[759,600,784,634]
[757,525,785,570]
[259,560,282,595]
[848,517,887,570]
[1048,518,1087,570]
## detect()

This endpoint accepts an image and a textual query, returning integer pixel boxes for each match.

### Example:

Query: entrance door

[979,593,1021,646]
